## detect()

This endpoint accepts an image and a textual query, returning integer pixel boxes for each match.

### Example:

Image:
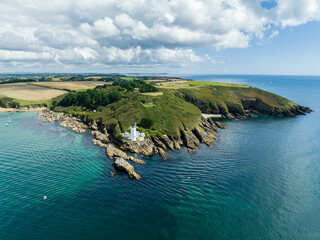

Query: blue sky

[0,0,319,75]
[193,21,320,75]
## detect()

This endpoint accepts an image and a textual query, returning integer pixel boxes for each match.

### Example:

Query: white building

[121,123,145,141]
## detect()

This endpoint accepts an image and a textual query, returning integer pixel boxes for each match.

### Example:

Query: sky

[0,0,319,75]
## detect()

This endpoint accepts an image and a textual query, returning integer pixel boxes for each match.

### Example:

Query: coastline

[38,109,221,179]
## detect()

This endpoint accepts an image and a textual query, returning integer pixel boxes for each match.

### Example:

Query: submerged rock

[112,157,141,180]
[187,148,195,154]
[110,169,116,177]
[158,147,168,160]
[215,121,226,129]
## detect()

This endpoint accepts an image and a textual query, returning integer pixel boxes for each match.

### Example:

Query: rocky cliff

[172,85,312,119]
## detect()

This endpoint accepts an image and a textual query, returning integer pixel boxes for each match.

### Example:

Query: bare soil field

[30,81,109,90]
[0,83,67,100]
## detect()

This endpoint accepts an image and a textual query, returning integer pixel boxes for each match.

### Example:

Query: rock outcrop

[120,139,157,157]
[159,135,175,151]
[39,109,88,133]
[59,119,88,133]
[240,98,312,116]
[91,130,110,143]
[158,147,168,160]
[40,109,220,167]
[112,157,141,180]
[215,121,226,129]
[104,143,146,164]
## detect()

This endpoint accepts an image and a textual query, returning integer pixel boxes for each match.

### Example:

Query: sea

[0,75,319,240]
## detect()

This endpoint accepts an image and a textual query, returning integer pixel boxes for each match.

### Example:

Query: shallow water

[0,75,319,240]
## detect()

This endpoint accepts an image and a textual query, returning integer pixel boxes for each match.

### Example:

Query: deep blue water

[0,75,319,240]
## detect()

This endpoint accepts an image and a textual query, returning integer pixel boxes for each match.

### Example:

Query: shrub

[139,117,154,129]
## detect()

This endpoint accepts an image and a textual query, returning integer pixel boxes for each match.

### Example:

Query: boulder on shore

[120,139,157,156]
[105,144,146,164]
[215,121,226,129]
[91,130,110,143]
[112,157,141,180]
[158,147,168,160]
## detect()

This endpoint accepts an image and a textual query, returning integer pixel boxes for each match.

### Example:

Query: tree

[139,117,154,129]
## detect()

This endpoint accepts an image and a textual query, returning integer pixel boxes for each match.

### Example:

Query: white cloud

[276,0,320,27]
[268,30,279,39]
[0,0,318,71]
[80,17,120,38]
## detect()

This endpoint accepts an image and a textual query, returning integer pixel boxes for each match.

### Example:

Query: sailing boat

[4,116,10,126]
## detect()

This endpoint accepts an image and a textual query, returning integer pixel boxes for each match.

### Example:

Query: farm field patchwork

[30,81,109,91]
[0,83,67,100]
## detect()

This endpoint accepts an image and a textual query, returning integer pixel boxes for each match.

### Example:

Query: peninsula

[0,75,312,179]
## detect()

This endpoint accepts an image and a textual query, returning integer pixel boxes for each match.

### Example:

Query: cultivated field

[30,81,109,91]
[0,83,67,100]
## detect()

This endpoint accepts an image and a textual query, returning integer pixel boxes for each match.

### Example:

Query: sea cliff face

[119,117,218,157]
[172,85,312,119]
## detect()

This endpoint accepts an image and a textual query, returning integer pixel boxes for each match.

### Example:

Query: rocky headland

[39,109,222,179]
[38,80,313,180]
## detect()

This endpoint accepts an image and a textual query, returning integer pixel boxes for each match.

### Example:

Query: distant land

[0,74,312,179]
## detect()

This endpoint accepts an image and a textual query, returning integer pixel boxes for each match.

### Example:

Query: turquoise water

[1,75,320,239]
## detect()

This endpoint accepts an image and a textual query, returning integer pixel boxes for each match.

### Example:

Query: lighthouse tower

[130,123,137,141]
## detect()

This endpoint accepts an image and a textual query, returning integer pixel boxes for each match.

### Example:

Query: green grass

[48,78,304,140]
[0,95,52,107]
[186,81,249,88]
[120,77,137,81]
[55,90,201,138]
[157,80,249,89]
[167,83,298,114]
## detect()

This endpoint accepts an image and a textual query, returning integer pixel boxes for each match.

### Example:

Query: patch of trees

[139,117,154,129]
[67,76,85,81]
[0,79,36,84]
[58,89,122,110]
[112,80,157,92]
[0,98,19,108]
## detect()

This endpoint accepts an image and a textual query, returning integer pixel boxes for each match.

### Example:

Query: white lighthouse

[130,123,137,141]
[121,123,145,141]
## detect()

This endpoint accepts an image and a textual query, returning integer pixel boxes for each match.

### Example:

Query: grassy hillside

[55,88,201,138]
[161,81,299,116]
[52,79,309,139]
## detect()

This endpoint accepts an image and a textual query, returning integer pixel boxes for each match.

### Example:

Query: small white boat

[43,195,47,200]
[4,123,9,126]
